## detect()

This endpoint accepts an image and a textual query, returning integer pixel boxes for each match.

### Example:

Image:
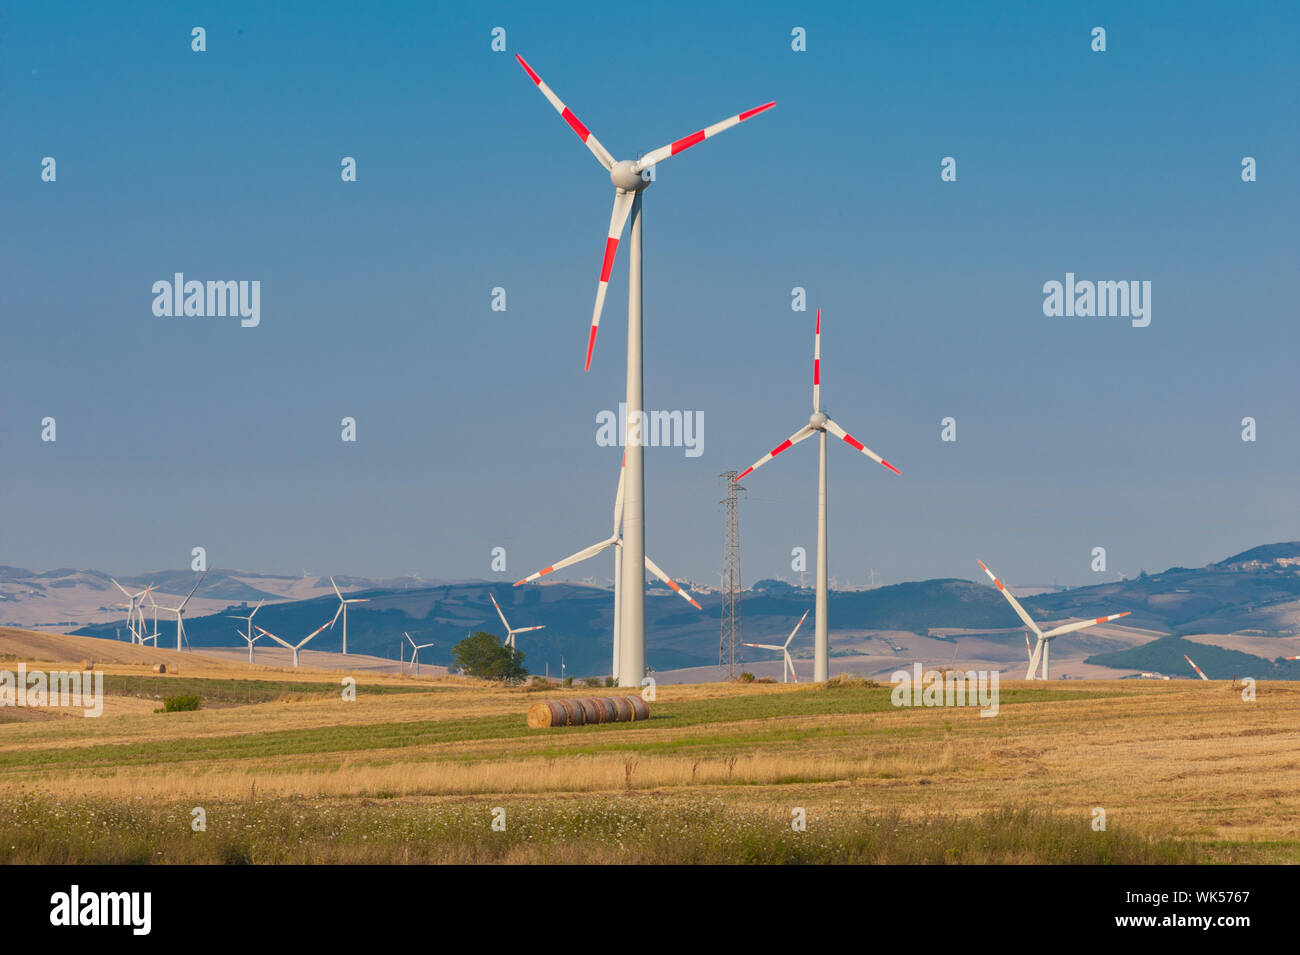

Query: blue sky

[2,0,1297,589]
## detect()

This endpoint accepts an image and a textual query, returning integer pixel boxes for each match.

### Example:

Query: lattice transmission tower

[718,471,746,677]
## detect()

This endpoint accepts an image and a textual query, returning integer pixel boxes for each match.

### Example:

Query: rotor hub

[610,159,649,192]
[809,411,828,430]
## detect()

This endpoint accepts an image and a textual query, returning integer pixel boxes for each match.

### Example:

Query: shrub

[581,676,603,688]
[161,694,201,712]
[739,672,756,683]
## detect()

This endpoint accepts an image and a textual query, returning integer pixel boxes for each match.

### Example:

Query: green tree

[451,631,529,682]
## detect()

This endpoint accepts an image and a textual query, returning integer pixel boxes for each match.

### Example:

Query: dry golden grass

[3,631,1299,859]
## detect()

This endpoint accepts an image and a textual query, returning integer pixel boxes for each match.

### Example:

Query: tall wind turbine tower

[735,308,900,682]
[514,54,774,686]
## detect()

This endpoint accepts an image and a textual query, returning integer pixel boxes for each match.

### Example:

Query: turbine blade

[489,592,511,630]
[513,536,617,586]
[330,575,343,600]
[256,626,293,650]
[329,602,344,629]
[613,451,627,536]
[513,625,545,634]
[515,54,614,170]
[586,189,636,371]
[178,572,206,610]
[823,418,899,474]
[1040,611,1130,639]
[785,609,810,648]
[735,425,815,481]
[298,620,332,648]
[813,307,821,413]
[977,560,1043,636]
[633,101,775,173]
[644,555,702,609]
[741,643,784,651]
[1026,635,1045,679]
[1185,654,1209,680]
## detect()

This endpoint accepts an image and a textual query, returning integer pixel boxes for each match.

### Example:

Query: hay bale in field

[152,663,167,674]
[526,696,651,728]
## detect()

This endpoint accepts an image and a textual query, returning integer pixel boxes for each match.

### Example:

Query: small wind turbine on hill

[330,576,369,655]
[742,609,809,683]
[978,560,1129,680]
[513,454,701,680]
[227,600,266,663]
[735,308,900,682]
[156,573,207,652]
[489,593,544,651]
[256,619,332,669]
[406,632,434,676]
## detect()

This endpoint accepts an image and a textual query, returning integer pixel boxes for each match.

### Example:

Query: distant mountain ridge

[4,542,1297,677]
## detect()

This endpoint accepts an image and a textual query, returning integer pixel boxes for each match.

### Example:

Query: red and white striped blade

[489,592,511,630]
[1024,631,1033,661]
[644,555,702,610]
[742,643,784,651]
[813,307,822,413]
[976,560,1043,636]
[586,189,636,371]
[1185,654,1209,680]
[515,54,614,170]
[1040,611,1131,639]
[823,418,900,474]
[735,425,815,481]
[302,619,333,645]
[513,624,546,634]
[785,609,810,647]
[633,101,775,172]
[513,535,618,586]
[787,652,798,683]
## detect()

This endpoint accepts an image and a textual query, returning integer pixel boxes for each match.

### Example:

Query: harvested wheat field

[1,629,1297,862]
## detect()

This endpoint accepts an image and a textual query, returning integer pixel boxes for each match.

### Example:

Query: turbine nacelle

[809,411,828,430]
[610,159,649,193]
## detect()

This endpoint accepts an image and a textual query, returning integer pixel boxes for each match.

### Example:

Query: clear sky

[3,0,1297,589]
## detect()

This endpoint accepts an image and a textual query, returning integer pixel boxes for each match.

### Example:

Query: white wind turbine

[142,591,164,646]
[111,579,153,644]
[156,573,207,652]
[227,600,266,663]
[513,453,702,680]
[978,560,1130,680]
[330,574,371,657]
[489,593,545,652]
[256,619,333,669]
[742,609,809,683]
[515,54,773,686]
[405,632,435,676]
[735,308,900,682]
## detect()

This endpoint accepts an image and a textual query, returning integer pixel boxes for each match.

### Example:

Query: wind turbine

[978,560,1130,680]
[734,308,900,682]
[489,593,545,651]
[141,591,163,646]
[227,600,266,663]
[515,54,774,686]
[513,453,702,680]
[156,573,207,652]
[256,619,332,668]
[742,609,809,683]
[329,576,369,655]
[1184,654,1209,681]
[111,579,153,644]
[405,632,434,676]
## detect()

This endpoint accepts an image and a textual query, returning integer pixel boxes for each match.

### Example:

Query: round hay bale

[526,702,554,728]
[559,698,585,726]
[591,697,616,723]
[610,696,633,721]
[627,696,650,721]
[578,698,601,723]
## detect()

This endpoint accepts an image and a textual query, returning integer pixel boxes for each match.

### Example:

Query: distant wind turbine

[489,593,544,651]
[978,560,1129,680]
[330,576,370,655]
[257,619,332,668]
[742,609,809,683]
[156,573,207,652]
[405,632,434,676]
[227,600,266,663]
